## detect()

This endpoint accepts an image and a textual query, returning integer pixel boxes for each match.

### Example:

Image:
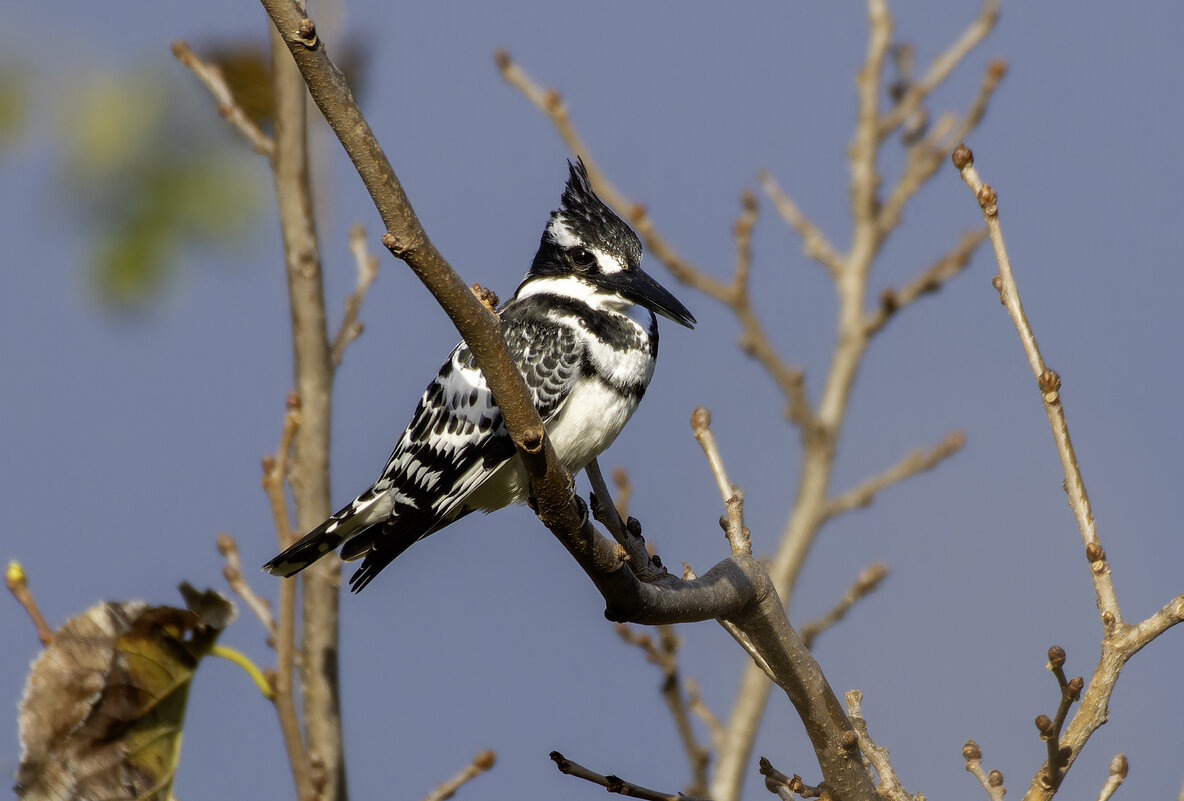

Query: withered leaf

[16,583,236,801]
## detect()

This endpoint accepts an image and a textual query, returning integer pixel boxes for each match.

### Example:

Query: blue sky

[4,2,1183,800]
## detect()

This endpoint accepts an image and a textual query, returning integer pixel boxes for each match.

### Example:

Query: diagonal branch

[864,229,987,338]
[954,145,1184,801]
[497,51,814,430]
[799,564,890,650]
[331,222,380,368]
[418,750,497,801]
[820,430,964,524]
[550,751,711,801]
[758,171,845,277]
[172,40,275,157]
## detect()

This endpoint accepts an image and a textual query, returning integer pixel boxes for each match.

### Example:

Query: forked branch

[953,144,1184,801]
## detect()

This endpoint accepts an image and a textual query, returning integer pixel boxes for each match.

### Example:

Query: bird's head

[523,159,695,329]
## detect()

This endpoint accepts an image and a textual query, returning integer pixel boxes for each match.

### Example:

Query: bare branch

[495,50,731,302]
[962,740,1006,801]
[691,407,749,556]
[759,757,822,800]
[878,58,1006,234]
[1095,754,1127,801]
[267,24,345,800]
[955,145,1118,626]
[612,465,633,520]
[821,430,964,524]
[171,40,275,157]
[878,0,1001,137]
[758,171,844,276]
[863,229,987,338]
[261,393,313,801]
[497,51,814,429]
[549,751,711,801]
[712,4,997,795]
[331,222,380,368]
[845,690,912,801]
[216,533,277,642]
[800,564,890,649]
[615,623,712,796]
[6,561,54,647]
[955,145,1184,801]
[418,750,496,801]
[686,679,726,755]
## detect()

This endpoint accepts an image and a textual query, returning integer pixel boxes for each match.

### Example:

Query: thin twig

[955,145,1184,801]
[878,57,1006,234]
[615,623,712,796]
[549,751,712,801]
[800,564,890,649]
[1037,646,1083,790]
[171,40,275,157]
[586,459,662,582]
[863,229,987,338]
[878,0,1001,137]
[217,533,278,642]
[1095,754,1127,801]
[962,740,1006,801]
[845,690,912,801]
[261,392,312,801]
[6,561,54,647]
[690,407,749,556]
[954,145,1119,625]
[418,750,497,801]
[495,50,730,302]
[611,466,633,520]
[497,51,814,429]
[759,757,822,800]
[758,172,844,276]
[686,679,726,754]
[821,430,964,523]
[331,222,380,368]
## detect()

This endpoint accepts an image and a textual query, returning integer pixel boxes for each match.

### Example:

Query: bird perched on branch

[264,160,695,591]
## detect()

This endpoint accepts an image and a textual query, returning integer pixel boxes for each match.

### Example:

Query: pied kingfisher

[264,160,695,591]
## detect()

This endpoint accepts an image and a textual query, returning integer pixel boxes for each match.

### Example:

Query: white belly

[462,378,643,514]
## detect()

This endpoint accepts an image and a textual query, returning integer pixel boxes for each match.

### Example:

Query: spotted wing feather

[345,307,582,591]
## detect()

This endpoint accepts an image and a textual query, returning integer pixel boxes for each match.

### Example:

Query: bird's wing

[345,306,583,590]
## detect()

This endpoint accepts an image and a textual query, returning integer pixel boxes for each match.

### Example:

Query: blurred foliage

[15,584,235,801]
[0,64,29,150]
[58,61,266,309]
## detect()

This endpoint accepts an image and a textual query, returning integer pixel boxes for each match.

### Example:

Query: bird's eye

[568,246,595,268]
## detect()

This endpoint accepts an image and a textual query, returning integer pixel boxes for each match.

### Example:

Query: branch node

[521,426,546,454]
[470,283,500,312]
[1038,369,1061,404]
[296,17,318,48]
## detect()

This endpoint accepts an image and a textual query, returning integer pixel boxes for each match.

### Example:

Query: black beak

[602,269,696,329]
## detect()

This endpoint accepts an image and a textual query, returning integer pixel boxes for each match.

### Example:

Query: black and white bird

[264,160,695,591]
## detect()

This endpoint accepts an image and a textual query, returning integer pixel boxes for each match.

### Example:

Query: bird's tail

[263,505,368,578]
